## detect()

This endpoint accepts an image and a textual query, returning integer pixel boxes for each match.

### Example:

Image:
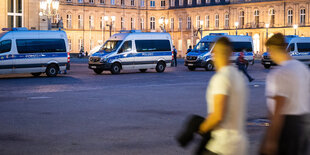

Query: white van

[262,35,310,68]
[0,28,70,77]
[185,33,254,71]
[88,30,173,74]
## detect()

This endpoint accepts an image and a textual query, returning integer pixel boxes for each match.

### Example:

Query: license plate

[91,66,97,69]
[265,62,271,64]
[188,63,194,66]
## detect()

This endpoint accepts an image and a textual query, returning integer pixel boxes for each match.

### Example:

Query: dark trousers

[176,115,217,155]
[260,114,310,155]
[174,53,177,67]
[277,115,310,155]
[238,66,253,81]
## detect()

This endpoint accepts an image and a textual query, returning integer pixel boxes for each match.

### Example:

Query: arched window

[254,9,259,27]
[196,16,200,28]
[150,17,155,30]
[239,11,244,28]
[121,17,125,30]
[215,14,219,28]
[140,18,144,30]
[187,16,192,29]
[268,9,275,27]
[89,15,94,29]
[224,13,229,28]
[131,18,135,30]
[78,15,83,29]
[288,9,293,26]
[205,15,209,28]
[66,14,72,29]
[300,8,306,25]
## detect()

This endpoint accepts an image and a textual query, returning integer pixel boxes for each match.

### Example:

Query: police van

[0,28,70,77]
[88,30,173,74]
[262,35,310,68]
[185,33,254,71]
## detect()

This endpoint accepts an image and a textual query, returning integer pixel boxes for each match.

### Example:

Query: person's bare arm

[260,96,286,155]
[199,94,227,134]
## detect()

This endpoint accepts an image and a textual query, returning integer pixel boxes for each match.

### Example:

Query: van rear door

[295,42,310,64]
[0,40,13,74]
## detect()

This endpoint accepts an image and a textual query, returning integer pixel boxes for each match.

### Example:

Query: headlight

[197,55,203,60]
[100,57,108,62]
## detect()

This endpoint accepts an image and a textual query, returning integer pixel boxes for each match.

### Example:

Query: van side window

[231,42,253,52]
[297,43,310,52]
[16,39,66,53]
[0,40,12,54]
[289,43,295,52]
[119,41,132,53]
[135,40,171,52]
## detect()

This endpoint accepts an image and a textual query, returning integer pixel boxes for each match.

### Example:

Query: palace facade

[1,0,310,57]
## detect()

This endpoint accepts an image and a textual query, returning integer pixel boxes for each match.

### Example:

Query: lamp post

[159,18,168,32]
[198,20,204,39]
[105,16,115,37]
[265,23,270,39]
[293,24,298,36]
[234,22,239,35]
[39,0,59,30]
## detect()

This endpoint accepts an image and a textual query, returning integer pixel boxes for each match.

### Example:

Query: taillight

[67,52,70,63]
[172,51,174,60]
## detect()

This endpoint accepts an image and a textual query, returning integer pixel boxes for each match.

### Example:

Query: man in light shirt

[199,37,248,155]
[260,33,310,155]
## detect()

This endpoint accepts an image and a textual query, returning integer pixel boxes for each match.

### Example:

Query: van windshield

[100,40,122,52]
[193,42,212,52]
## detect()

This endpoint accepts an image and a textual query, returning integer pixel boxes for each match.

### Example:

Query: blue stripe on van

[107,51,172,60]
[0,53,67,61]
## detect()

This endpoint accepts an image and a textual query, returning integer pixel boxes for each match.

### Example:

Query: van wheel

[264,64,271,69]
[156,61,166,73]
[94,69,103,74]
[205,61,214,71]
[188,66,196,71]
[46,64,59,77]
[31,73,41,77]
[110,63,121,74]
[139,69,147,73]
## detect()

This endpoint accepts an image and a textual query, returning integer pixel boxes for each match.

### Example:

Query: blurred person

[173,46,178,67]
[187,45,192,54]
[198,37,249,155]
[236,51,254,82]
[260,33,310,155]
[176,37,248,155]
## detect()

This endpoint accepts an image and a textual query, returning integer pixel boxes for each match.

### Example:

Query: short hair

[216,37,232,47]
[265,33,287,50]
[213,37,232,56]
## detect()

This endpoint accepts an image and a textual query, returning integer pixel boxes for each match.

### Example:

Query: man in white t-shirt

[199,37,249,155]
[260,33,310,155]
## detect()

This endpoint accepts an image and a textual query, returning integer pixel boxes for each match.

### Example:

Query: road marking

[28,96,51,100]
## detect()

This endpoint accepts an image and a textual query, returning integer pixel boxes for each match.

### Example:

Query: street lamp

[39,0,59,30]
[293,24,298,36]
[234,22,239,35]
[105,16,115,37]
[265,23,270,39]
[159,18,168,32]
[197,20,204,39]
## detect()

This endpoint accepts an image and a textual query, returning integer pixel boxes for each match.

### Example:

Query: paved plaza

[0,59,272,154]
